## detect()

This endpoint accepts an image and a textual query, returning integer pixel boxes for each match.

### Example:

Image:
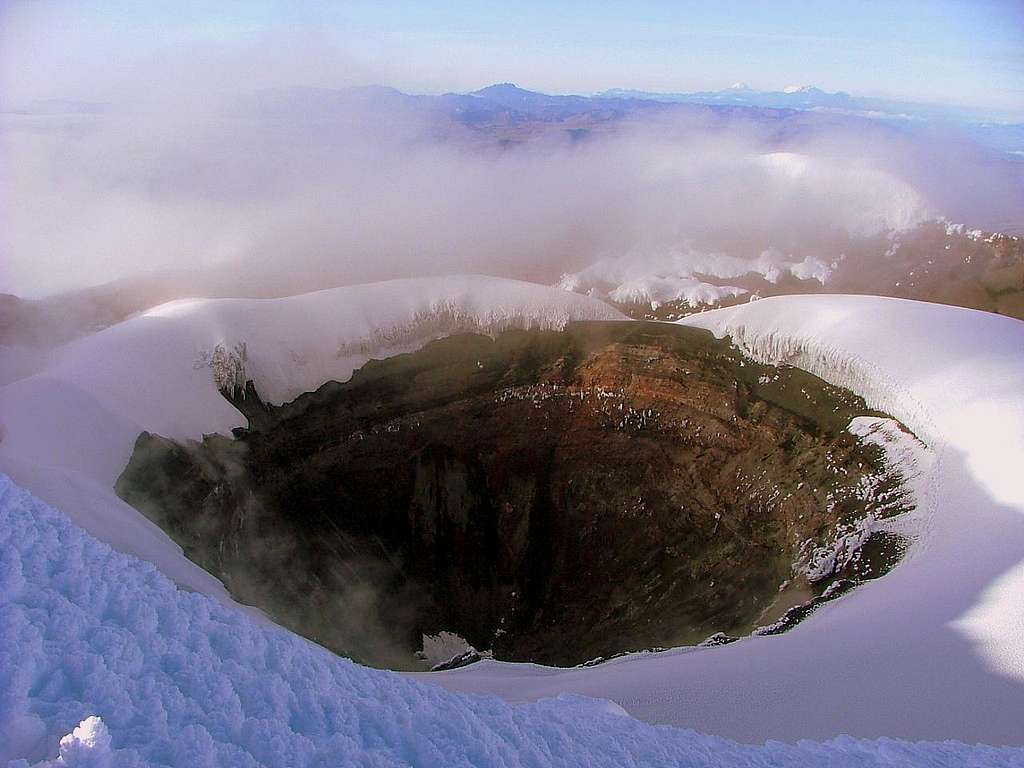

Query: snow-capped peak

[784,84,814,94]
[729,81,751,90]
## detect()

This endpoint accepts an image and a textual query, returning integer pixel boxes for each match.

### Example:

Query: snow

[4,474,1024,767]
[558,247,835,310]
[788,254,834,283]
[425,295,1024,746]
[941,218,985,241]
[52,717,112,767]
[794,416,927,584]
[607,275,746,309]
[420,632,479,669]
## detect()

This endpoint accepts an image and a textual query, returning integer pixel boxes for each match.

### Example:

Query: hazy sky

[1,0,1023,114]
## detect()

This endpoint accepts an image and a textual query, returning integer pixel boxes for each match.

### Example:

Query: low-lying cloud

[0,78,1019,300]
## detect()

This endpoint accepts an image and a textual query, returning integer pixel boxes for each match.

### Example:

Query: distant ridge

[594,84,1016,123]
[7,81,1020,128]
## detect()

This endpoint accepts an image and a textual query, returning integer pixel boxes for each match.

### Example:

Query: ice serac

[425,295,1024,745]
[4,473,1024,766]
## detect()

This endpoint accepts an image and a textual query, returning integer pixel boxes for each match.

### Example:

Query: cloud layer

[3,91,966,299]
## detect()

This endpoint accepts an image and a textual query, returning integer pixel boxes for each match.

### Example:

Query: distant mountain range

[6,82,1023,157]
[596,82,1024,125]
[9,81,1020,126]
[602,83,864,110]
[244,83,1024,154]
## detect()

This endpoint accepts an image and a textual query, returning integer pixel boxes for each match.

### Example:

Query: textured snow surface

[0,276,624,603]
[4,475,1023,768]
[427,295,1024,745]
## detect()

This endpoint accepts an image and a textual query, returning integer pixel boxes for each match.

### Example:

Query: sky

[1,0,1023,115]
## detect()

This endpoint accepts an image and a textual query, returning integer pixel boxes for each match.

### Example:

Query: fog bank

[1,84,1021,300]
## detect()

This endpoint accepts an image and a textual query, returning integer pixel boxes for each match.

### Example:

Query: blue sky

[2,0,1022,115]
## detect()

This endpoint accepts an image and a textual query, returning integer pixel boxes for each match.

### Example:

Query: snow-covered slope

[426,295,1024,745]
[5,473,1023,767]
[0,276,624,601]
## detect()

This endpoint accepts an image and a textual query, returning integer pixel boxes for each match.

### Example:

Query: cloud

[1,91,961,298]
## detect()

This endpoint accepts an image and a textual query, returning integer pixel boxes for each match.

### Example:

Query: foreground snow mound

[3,476,1021,768]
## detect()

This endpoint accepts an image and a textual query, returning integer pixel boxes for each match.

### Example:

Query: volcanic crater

[116,322,914,669]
